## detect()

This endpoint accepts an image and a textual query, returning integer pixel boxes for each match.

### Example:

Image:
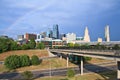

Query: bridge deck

[50,49,120,61]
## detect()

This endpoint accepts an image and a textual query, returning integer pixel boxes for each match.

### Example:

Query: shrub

[31,55,41,65]
[20,55,31,67]
[21,71,33,80]
[4,55,20,69]
[67,69,75,78]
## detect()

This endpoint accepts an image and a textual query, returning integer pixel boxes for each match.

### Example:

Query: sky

[0,0,120,41]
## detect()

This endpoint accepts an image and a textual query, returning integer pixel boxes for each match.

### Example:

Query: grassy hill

[0,49,48,61]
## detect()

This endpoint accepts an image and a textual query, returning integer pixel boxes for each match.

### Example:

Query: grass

[0,49,48,61]
[87,58,113,64]
[0,58,76,73]
[35,71,116,80]
[0,64,9,73]
[0,49,117,80]
[16,58,76,72]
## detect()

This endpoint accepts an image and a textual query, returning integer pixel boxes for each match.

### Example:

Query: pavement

[0,62,117,80]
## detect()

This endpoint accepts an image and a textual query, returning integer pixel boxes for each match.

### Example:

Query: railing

[50,49,120,56]
[50,49,118,52]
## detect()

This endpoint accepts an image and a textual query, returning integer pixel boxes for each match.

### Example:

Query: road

[0,62,117,79]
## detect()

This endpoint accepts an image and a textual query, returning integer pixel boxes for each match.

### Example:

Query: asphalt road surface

[0,62,117,80]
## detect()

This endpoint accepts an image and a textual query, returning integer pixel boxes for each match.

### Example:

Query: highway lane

[0,62,117,79]
[0,61,4,64]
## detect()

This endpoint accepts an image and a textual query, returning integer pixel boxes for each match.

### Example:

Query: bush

[4,55,20,69]
[20,55,31,67]
[67,69,75,78]
[31,55,41,65]
[21,71,33,80]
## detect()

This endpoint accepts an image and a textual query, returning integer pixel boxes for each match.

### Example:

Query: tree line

[57,43,120,50]
[0,38,45,53]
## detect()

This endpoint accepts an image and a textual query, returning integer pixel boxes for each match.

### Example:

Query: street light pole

[48,47,52,78]
[49,58,52,78]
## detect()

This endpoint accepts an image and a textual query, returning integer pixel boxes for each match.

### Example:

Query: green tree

[74,43,80,48]
[20,55,31,67]
[113,44,120,50]
[80,44,90,49]
[21,71,33,80]
[21,44,30,50]
[31,55,41,65]
[67,69,75,78]
[0,38,11,53]
[4,55,20,69]
[36,42,45,49]
[67,43,74,48]
[28,39,36,49]
[10,41,19,50]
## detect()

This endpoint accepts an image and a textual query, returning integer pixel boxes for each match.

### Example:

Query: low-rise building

[66,33,76,43]
[42,39,64,48]
[25,33,37,41]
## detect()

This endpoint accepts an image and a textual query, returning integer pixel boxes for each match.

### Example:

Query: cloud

[0,0,120,40]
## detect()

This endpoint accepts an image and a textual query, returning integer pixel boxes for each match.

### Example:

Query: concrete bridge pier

[60,53,62,60]
[117,61,120,80]
[80,56,83,75]
[67,54,69,67]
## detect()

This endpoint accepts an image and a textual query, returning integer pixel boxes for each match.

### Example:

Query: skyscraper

[105,25,110,42]
[52,24,59,39]
[84,27,90,42]
[46,28,53,38]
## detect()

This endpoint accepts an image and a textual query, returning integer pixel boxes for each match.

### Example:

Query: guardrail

[50,49,118,52]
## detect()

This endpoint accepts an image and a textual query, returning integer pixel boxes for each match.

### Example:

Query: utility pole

[49,59,52,78]
[48,47,52,78]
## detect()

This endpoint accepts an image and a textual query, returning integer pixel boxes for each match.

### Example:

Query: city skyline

[0,0,120,41]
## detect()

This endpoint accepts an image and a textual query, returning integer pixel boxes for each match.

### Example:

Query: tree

[113,44,120,50]
[36,42,45,49]
[31,55,41,65]
[28,39,36,49]
[21,44,30,50]
[20,55,31,67]
[74,43,80,49]
[67,69,75,78]
[4,55,20,69]
[67,43,74,48]
[10,41,19,50]
[21,71,33,80]
[80,44,90,49]
[0,38,11,53]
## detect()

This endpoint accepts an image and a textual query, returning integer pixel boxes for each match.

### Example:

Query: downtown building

[105,25,110,42]
[66,33,76,43]
[24,33,37,41]
[52,24,59,39]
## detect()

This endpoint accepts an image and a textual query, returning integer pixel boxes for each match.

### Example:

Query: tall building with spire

[105,25,110,42]
[84,27,90,42]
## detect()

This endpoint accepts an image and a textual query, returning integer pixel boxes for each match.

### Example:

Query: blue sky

[0,0,120,41]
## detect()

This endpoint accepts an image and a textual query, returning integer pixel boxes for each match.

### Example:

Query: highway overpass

[50,49,120,80]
